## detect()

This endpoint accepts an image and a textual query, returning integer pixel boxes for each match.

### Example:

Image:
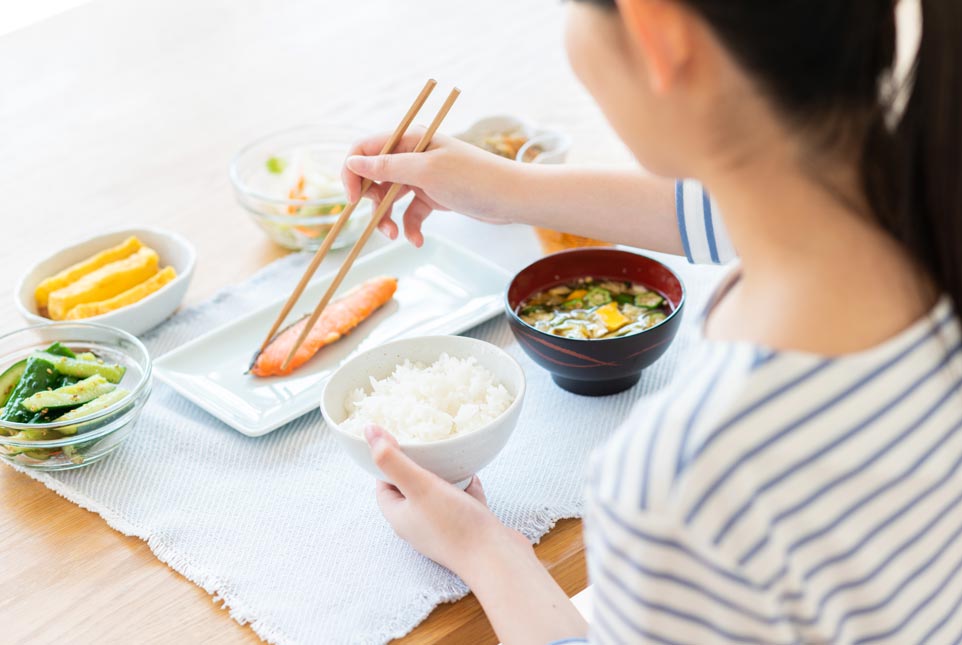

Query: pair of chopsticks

[257,79,461,371]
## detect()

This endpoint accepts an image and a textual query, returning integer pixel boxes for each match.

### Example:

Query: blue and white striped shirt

[559,181,962,644]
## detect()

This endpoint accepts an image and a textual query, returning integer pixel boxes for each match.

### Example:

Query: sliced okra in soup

[598,281,627,292]
[634,291,665,309]
[584,288,612,307]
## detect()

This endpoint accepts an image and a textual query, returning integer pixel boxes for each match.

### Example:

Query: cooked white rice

[341,353,513,442]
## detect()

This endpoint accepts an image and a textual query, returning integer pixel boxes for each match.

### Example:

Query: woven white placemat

[13,243,724,645]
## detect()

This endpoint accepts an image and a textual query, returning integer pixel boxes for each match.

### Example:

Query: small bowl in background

[455,115,571,165]
[457,115,610,255]
[15,227,195,337]
[505,248,685,396]
[0,322,152,471]
[230,125,412,252]
[321,336,526,488]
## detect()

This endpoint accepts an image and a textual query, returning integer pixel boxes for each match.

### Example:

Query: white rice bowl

[341,353,514,442]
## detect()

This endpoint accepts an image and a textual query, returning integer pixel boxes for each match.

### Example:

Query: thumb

[346,153,425,186]
[365,425,432,496]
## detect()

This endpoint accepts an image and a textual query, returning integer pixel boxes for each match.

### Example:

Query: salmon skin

[249,276,398,377]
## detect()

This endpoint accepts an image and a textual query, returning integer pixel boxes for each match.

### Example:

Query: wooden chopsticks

[279,86,461,370]
[256,79,438,356]
[255,80,461,372]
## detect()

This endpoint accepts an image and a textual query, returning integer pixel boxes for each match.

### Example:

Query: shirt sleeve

[675,179,736,265]
[583,495,798,645]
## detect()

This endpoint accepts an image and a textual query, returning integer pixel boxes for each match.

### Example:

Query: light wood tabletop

[0,1,631,642]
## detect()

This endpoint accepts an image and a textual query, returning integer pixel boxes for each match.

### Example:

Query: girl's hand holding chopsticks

[342,131,516,247]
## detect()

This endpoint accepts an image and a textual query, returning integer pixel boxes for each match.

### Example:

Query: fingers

[465,476,487,505]
[341,129,425,202]
[346,152,428,187]
[368,185,413,241]
[375,479,405,504]
[365,425,433,497]
[378,216,399,240]
[401,198,434,247]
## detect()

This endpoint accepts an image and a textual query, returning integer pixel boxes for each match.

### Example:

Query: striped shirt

[556,181,962,644]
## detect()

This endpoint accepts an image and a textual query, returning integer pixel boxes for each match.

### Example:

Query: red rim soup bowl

[505,248,686,396]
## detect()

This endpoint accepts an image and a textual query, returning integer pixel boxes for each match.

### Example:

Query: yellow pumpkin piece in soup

[64,266,177,320]
[594,302,629,332]
[568,289,588,301]
[47,247,160,320]
[34,236,143,310]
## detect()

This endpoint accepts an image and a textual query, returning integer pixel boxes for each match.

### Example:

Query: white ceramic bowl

[455,115,571,165]
[15,227,196,337]
[321,336,526,488]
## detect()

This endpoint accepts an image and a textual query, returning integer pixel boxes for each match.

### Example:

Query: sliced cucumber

[20,375,116,413]
[1,356,66,424]
[0,360,26,408]
[62,444,84,465]
[30,352,126,384]
[56,388,129,423]
[46,343,77,359]
[77,352,98,362]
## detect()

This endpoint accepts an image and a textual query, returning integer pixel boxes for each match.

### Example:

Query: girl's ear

[616,0,693,94]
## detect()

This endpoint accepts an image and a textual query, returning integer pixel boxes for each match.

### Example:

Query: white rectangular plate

[153,237,511,436]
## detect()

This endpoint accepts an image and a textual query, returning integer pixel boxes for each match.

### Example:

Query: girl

[343,0,962,642]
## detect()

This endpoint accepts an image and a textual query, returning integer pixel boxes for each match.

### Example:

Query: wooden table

[0,1,631,642]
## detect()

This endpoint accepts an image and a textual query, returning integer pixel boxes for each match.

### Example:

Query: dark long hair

[582,0,962,315]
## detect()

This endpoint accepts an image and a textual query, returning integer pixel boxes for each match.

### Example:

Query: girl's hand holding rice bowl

[320,336,525,489]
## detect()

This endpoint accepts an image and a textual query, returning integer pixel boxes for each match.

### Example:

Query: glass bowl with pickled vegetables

[230,125,412,252]
[0,323,151,470]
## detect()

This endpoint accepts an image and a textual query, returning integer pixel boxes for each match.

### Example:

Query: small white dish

[153,236,511,436]
[456,115,571,165]
[15,227,196,337]
[321,335,526,488]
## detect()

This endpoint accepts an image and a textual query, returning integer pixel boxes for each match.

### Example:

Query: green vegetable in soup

[518,277,670,341]
[584,288,612,307]
[634,292,665,309]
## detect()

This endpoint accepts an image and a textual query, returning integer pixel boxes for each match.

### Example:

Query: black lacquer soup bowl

[505,248,685,396]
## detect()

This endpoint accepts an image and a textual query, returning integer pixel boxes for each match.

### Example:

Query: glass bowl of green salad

[230,125,413,252]
[0,322,152,470]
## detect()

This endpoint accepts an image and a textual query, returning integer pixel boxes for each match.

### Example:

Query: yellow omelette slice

[64,265,177,320]
[48,247,159,320]
[35,236,142,310]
